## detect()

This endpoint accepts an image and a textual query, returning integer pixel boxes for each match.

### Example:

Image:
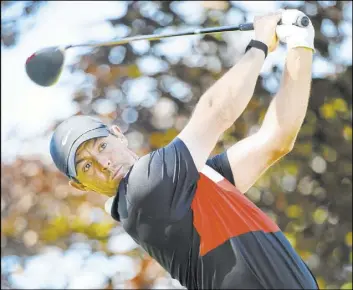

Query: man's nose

[97,157,111,171]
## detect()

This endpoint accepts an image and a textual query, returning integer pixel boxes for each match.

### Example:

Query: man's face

[71,126,137,197]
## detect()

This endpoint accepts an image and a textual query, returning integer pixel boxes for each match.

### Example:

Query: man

[50,9,318,289]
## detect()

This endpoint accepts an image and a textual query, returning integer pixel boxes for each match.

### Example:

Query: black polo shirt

[109,138,318,289]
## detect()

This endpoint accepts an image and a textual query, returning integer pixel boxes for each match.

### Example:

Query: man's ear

[110,125,128,145]
[69,180,87,192]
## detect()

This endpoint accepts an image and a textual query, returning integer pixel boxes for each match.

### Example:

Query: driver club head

[25,46,65,87]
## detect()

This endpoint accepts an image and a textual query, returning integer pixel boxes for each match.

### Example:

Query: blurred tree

[1,1,352,289]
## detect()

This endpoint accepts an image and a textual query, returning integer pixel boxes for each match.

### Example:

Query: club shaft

[65,24,253,49]
[64,15,309,50]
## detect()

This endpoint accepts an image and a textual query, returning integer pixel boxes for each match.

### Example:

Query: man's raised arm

[225,10,315,193]
[260,10,315,149]
[178,11,282,171]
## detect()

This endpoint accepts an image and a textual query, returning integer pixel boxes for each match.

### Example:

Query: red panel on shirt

[191,172,280,256]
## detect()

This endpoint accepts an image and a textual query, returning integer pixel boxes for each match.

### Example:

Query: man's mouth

[112,166,123,180]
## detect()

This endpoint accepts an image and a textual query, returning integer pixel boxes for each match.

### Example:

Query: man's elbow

[272,133,296,155]
[259,125,297,154]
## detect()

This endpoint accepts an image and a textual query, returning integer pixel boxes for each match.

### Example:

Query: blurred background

[1,1,352,289]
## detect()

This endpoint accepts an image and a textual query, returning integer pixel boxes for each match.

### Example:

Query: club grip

[239,23,255,31]
[239,15,310,31]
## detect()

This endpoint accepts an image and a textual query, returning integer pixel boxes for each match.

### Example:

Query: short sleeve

[125,137,200,221]
[206,152,235,186]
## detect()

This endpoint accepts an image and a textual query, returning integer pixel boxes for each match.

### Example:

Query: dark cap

[50,115,110,179]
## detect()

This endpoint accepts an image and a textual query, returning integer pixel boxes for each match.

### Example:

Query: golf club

[25,16,309,87]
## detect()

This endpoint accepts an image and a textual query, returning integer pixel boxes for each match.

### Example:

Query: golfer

[50,9,318,289]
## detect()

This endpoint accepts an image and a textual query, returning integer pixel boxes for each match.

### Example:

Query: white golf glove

[276,9,315,52]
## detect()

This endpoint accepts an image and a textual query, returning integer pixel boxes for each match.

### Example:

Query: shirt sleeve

[206,152,235,186]
[125,137,200,222]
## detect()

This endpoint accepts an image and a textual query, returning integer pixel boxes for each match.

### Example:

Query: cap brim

[67,127,110,178]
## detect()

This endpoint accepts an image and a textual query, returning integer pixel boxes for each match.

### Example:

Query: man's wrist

[286,47,314,73]
[287,45,315,57]
[247,47,267,60]
[291,47,314,52]
[245,40,268,58]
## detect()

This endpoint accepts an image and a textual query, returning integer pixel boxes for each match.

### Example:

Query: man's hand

[276,9,315,51]
[253,10,282,52]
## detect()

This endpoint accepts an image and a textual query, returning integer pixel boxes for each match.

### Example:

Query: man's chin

[101,185,120,197]
[98,190,116,198]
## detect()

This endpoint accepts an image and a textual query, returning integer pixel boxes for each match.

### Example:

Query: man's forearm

[260,47,313,149]
[199,48,266,127]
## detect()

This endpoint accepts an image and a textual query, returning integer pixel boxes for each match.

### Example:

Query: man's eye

[83,162,91,172]
[99,142,107,151]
